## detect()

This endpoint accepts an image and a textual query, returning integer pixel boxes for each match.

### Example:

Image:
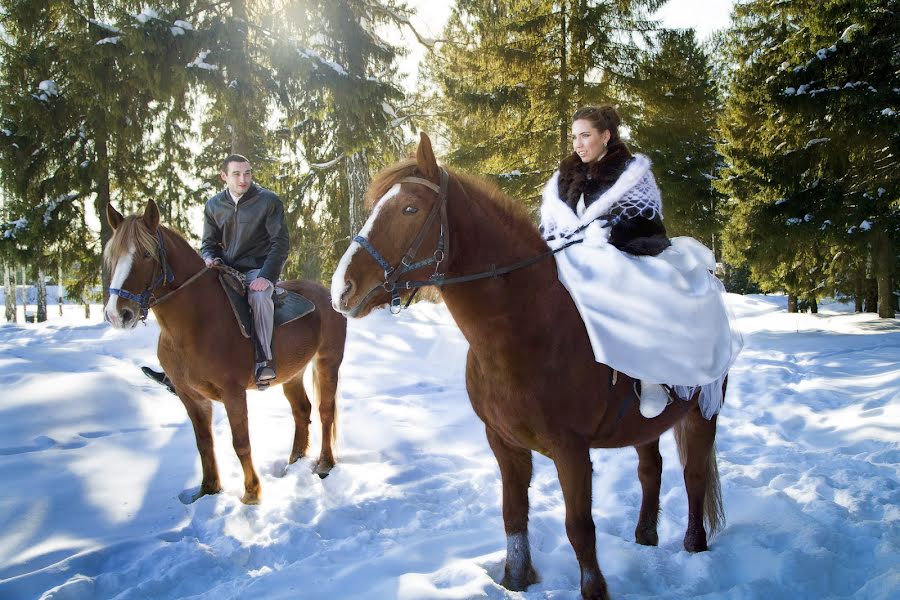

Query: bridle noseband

[108,229,175,322]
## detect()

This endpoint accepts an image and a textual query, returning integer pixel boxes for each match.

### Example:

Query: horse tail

[673,416,725,538]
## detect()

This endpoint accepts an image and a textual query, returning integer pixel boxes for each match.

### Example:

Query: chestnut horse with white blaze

[104,200,346,504]
[331,134,725,599]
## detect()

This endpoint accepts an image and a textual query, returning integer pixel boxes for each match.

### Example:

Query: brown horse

[331,134,724,599]
[103,200,346,504]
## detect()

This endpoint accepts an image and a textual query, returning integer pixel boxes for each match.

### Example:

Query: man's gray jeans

[244,269,274,362]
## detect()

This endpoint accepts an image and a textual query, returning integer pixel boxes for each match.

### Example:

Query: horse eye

[143,250,151,259]
[403,206,419,215]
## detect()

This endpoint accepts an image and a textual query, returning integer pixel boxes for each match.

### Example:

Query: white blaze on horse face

[104,245,135,326]
[331,184,402,312]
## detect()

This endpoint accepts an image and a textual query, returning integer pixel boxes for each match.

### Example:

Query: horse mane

[366,158,542,242]
[103,216,159,269]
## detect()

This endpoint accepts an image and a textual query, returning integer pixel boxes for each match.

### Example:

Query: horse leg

[282,370,312,464]
[222,389,261,504]
[486,428,538,591]
[178,392,222,501]
[673,405,722,552]
[554,441,609,600]
[634,439,662,546]
[312,354,340,478]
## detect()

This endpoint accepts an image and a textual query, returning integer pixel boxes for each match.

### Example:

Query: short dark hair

[222,154,251,172]
[572,105,622,145]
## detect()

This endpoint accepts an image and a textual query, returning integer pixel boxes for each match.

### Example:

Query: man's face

[221,161,253,198]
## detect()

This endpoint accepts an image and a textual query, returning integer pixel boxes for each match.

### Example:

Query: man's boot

[142,366,177,395]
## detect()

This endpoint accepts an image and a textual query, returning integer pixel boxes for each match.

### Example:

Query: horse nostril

[343,280,355,302]
[122,308,134,323]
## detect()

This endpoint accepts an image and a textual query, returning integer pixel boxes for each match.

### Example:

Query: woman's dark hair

[572,105,622,145]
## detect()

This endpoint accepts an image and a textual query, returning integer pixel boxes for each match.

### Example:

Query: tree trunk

[3,262,15,323]
[58,254,64,317]
[873,228,896,318]
[94,135,113,305]
[346,150,369,238]
[864,277,878,312]
[854,266,864,312]
[229,0,251,157]
[558,0,569,159]
[808,296,818,314]
[36,269,47,322]
[84,300,91,319]
[17,266,26,318]
[787,293,798,313]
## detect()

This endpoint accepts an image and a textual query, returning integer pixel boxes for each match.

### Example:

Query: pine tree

[630,29,724,248]
[426,0,664,206]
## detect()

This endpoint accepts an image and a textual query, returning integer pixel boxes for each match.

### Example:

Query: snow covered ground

[0,295,897,599]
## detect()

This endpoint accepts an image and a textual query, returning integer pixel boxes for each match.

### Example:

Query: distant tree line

[1,0,896,322]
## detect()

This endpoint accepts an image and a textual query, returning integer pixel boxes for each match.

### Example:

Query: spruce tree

[630,29,724,248]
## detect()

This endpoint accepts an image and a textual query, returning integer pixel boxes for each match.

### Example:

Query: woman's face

[571,119,611,163]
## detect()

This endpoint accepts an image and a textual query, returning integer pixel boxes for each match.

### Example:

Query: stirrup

[255,362,276,390]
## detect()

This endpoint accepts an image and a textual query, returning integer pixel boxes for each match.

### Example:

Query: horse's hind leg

[222,387,261,504]
[634,438,662,546]
[486,428,538,591]
[673,404,723,552]
[312,353,340,478]
[178,391,222,501]
[283,370,312,464]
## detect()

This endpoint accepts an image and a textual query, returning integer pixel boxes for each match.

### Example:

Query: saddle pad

[219,276,316,339]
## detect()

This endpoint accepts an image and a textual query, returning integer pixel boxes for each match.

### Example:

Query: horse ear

[142,199,160,231]
[416,132,440,183]
[106,203,124,230]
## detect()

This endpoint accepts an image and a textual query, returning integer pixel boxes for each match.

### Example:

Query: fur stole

[556,142,633,211]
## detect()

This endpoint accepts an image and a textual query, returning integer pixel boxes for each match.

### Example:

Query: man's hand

[205,257,223,267]
[248,277,272,292]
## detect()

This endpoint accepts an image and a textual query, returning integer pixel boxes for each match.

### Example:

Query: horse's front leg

[634,439,662,546]
[486,427,538,591]
[222,387,261,504]
[554,440,609,600]
[177,389,222,501]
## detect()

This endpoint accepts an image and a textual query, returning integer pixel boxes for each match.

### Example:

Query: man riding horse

[144,154,289,388]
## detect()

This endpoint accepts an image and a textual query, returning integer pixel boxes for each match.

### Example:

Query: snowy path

[0,296,897,599]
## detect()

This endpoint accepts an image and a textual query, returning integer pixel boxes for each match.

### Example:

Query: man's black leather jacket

[200,184,290,283]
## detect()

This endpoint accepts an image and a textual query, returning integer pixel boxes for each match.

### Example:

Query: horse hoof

[635,527,659,546]
[684,538,709,553]
[500,565,538,592]
[314,459,334,478]
[241,492,261,505]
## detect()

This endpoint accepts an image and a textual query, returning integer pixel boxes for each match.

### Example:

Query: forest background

[0,0,896,322]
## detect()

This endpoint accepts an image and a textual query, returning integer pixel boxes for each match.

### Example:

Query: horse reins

[350,167,585,317]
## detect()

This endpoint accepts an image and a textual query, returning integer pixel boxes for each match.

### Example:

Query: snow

[0,295,897,599]
[859,220,872,231]
[170,27,185,37]
[88,19,120,34]
[173,20,194,31]
[38,80,59,96]
[881,108,896,117]
[3,217,27,238]
[187,51,218,71]
[134,7,159,24]
[96,36,120,45]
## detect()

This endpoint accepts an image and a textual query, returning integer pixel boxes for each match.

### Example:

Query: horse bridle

[108,229,176,322]
[350,169,451,317]
[350,167,585,317]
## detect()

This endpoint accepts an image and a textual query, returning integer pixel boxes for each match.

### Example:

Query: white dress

[540,155,742,418]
